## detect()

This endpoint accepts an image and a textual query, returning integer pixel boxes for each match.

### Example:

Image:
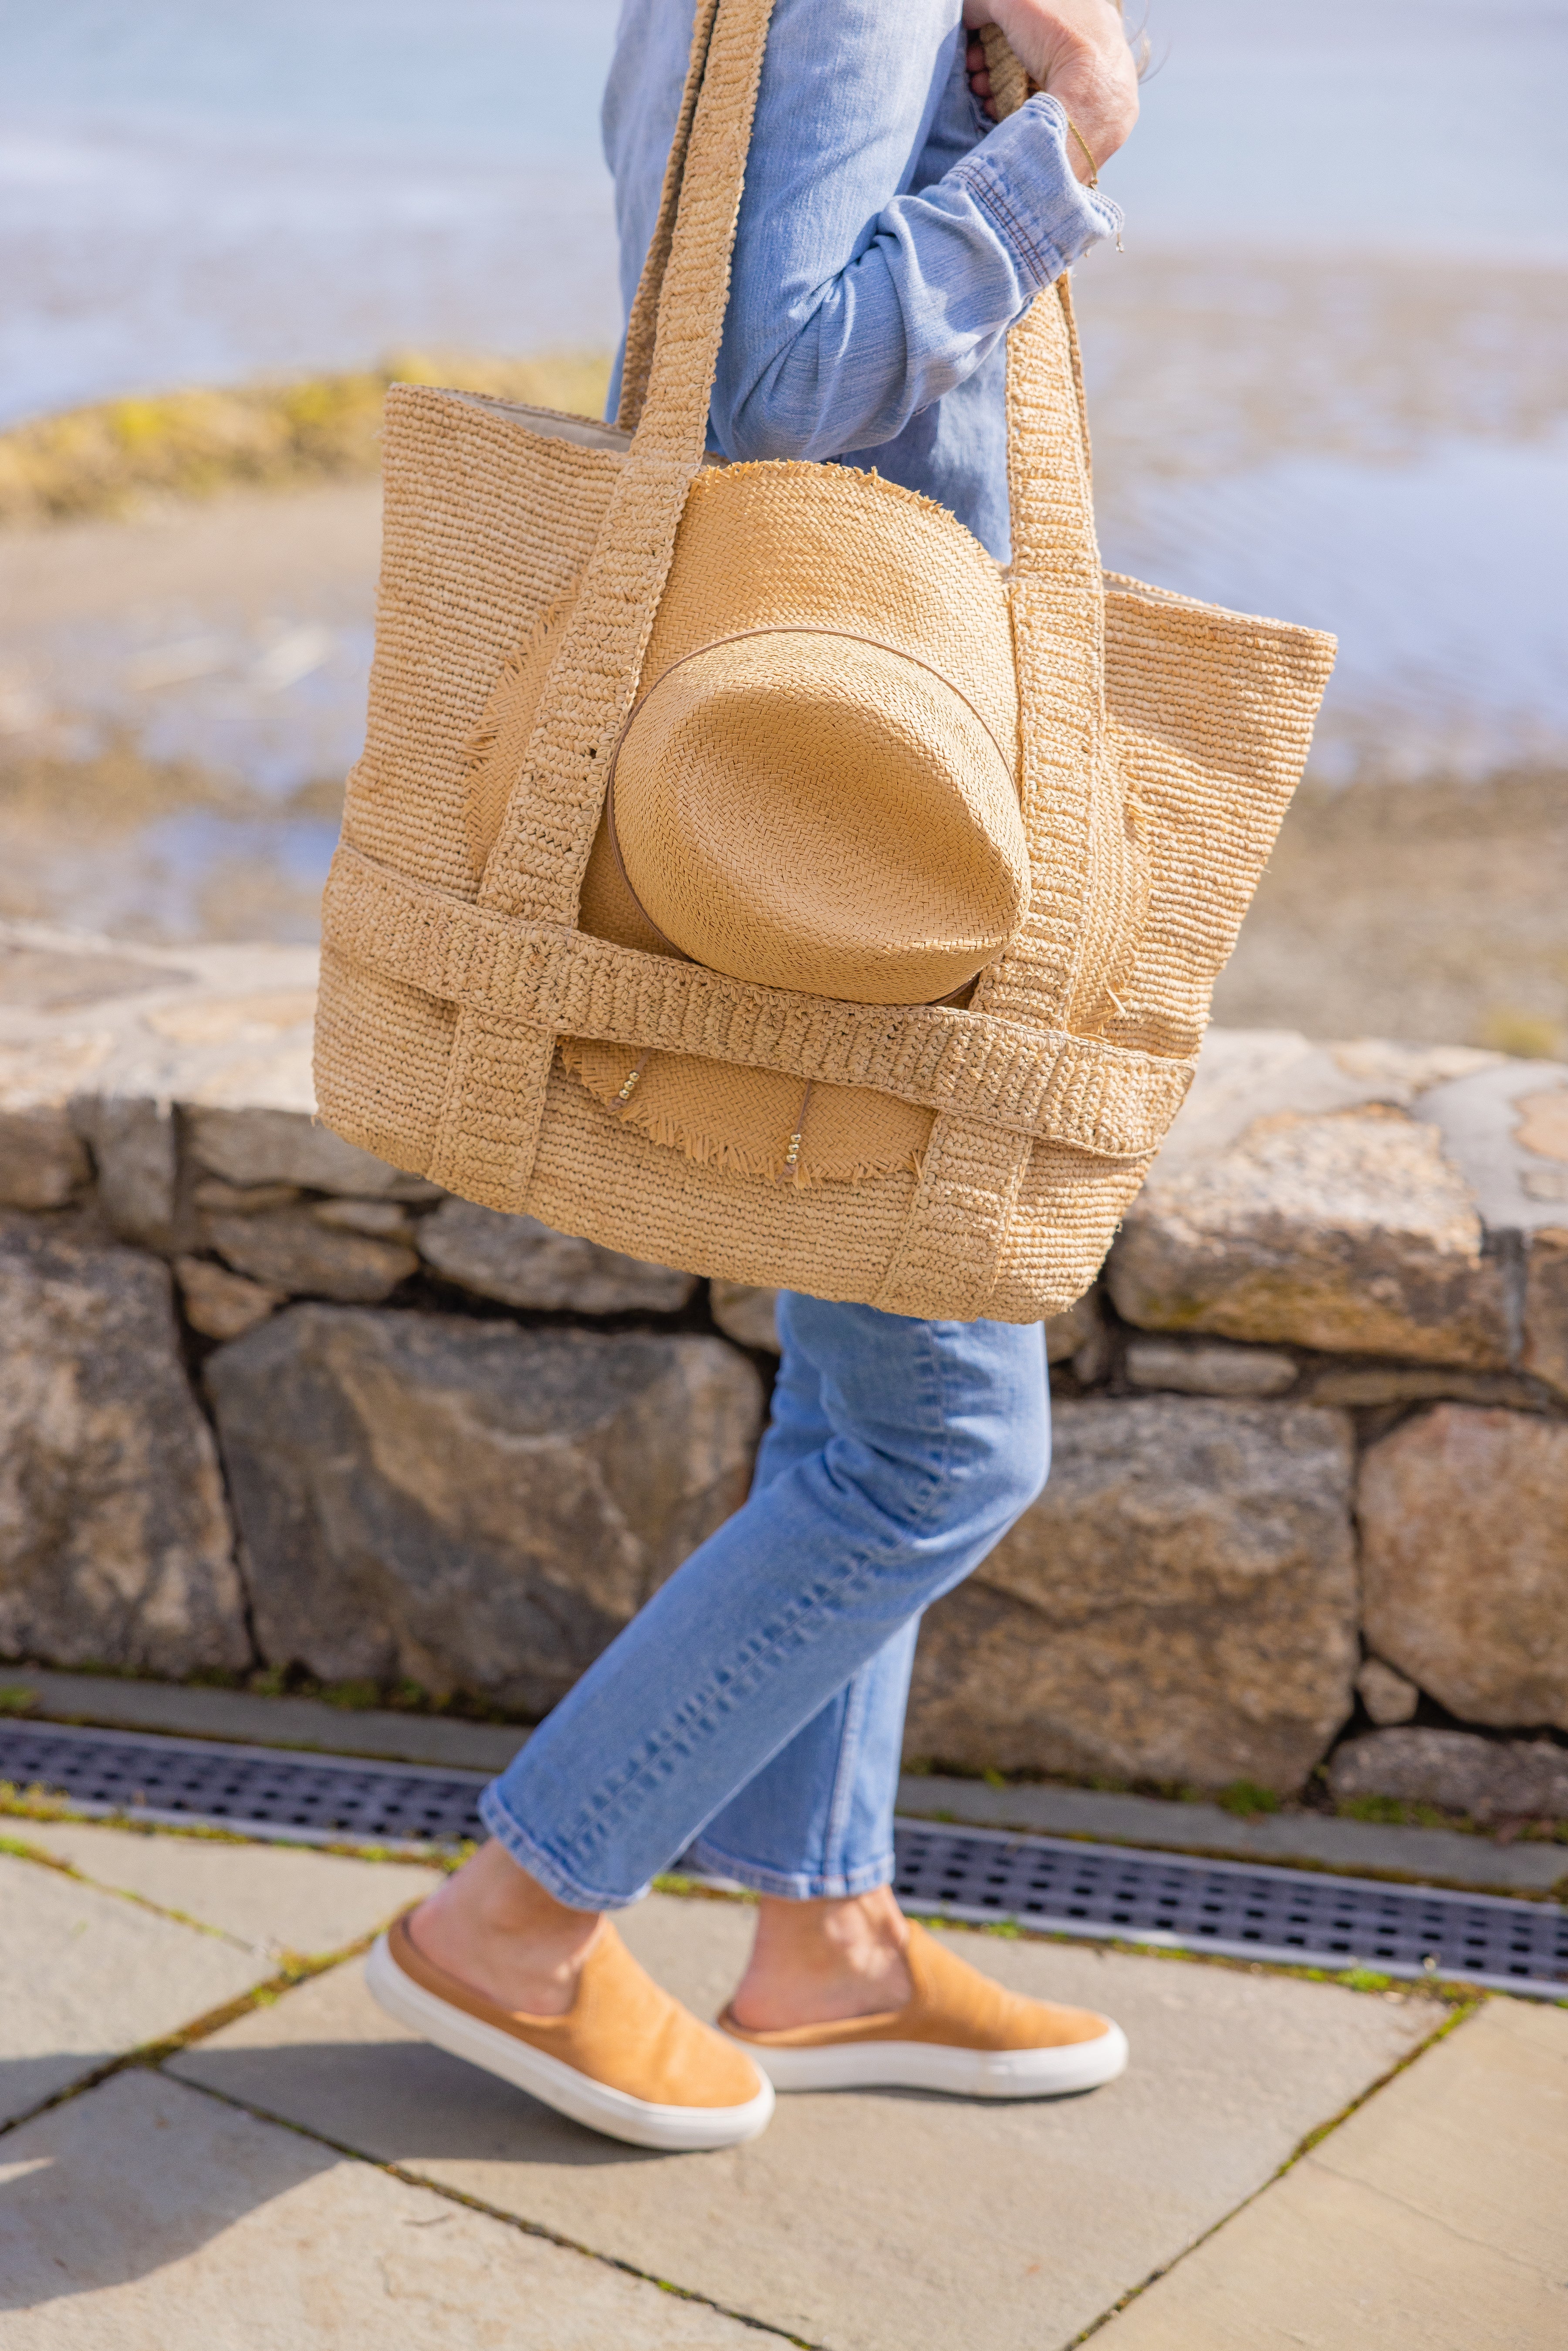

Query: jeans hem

[687,1834,895,1903]
[478,1785,651,1913]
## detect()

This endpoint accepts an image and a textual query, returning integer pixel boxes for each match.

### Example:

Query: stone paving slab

[1095,1996,1568,2349]
[5,1820,438,1958]
[0,1850,261,2125]
[171,1891,1438,2351]
[0,2067,757,2348]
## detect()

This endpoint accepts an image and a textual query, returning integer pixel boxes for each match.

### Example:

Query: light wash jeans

[480,1293,1048,1908]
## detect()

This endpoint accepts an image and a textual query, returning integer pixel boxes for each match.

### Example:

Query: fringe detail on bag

[460,591,578,880]
[460,595,572,775]
[559,1038,924,1188]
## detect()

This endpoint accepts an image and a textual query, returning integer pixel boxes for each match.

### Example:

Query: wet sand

[0,482,379,941]
[1215,770,1568,1057]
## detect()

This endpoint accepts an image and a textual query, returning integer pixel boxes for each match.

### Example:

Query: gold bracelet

[1065,113,1099,188]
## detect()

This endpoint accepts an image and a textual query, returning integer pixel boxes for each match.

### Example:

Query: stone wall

[3,921,1566,1811]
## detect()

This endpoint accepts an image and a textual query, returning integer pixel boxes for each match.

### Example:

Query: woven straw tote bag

[314,0,1335,1323]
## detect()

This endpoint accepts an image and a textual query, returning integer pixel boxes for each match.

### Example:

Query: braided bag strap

[477,0,774,926]
[617,0,723,436]
[877,48,1112,1314]
[426,0,774,1200]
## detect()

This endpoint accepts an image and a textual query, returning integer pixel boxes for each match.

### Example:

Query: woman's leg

[694,1616,924,2027]
[471,1293,1047,1908]
[689,1296,930,1900]
[691,1298,1037,2026]
[399,1297,1120,2131]
[690,1618,921,1900]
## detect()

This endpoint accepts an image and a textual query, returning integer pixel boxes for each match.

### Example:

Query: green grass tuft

[321,1679,382,1712]
[1216,1779,1284,1818]
[1338,1794,1465,1831]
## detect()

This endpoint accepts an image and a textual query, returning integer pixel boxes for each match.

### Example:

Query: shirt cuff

[952,92,1123,288]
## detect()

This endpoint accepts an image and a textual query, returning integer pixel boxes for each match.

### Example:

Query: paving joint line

[0,1935,373,2151]
[168,2067,820,2348]
[1,1826,261,1954]
[1068,1993,1483,2344]
[0,1789,459,1866]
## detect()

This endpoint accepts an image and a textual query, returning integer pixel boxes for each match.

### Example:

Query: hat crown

[611,627,1030,1005]
[601,460,1028,1006]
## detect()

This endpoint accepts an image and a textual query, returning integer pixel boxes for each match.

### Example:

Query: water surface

[0,0,1564,963]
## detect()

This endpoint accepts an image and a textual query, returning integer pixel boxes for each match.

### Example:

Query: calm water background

[0,0,1565,942]
[5,0,1565,418]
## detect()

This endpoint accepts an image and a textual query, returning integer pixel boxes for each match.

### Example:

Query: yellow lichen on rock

[0,352,612,526]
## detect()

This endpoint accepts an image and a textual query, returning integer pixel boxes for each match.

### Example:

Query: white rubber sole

[364,1933,775,2151]
[724,2022,1129,2099]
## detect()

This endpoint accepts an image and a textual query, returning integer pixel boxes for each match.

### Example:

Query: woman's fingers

[965,33,994,115]
[961,2,1139,166]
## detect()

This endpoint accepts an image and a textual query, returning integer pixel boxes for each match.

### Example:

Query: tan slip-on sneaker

[366,1911,774,2151]
[717,1918,1128,2098]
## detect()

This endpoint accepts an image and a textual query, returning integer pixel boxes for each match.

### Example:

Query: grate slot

[890,1821,1568,1999]
[3,1722,1564,1999]
[0,1719,492,1848]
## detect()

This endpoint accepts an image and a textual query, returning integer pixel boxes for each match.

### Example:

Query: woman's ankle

[728,1887,912,2031]
[409,1838,602,2017]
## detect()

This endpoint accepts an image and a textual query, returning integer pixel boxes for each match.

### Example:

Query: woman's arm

[709,0,1135,465]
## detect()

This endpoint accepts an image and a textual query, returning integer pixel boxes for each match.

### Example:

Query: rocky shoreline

[1,919,1565,1830]
[0,352,611,528]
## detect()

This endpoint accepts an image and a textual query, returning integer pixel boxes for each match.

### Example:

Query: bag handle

[613,17,1108,1049]
[618,0,723,436]
[425,0,776,1200]
[474,0,777,927]
[611,17,1091,583]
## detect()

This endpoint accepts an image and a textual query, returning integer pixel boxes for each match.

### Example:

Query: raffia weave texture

[611,633,1027,1004]
[314,2,1335,1319]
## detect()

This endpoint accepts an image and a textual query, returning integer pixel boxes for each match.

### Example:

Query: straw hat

[463,459,1033,1182]
[607,624,1028,1004]
[609,460,1028,1001]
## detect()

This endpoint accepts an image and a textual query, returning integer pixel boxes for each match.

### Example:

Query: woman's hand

[963,0,1139,174]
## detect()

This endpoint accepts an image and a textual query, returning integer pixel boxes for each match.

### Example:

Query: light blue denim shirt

[602,0,1122,560]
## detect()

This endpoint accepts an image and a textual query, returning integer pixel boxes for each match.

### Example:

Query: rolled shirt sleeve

[709,2,1121,466]
[602,0,1124,556]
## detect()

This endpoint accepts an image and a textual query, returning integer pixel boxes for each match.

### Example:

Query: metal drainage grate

[892,1820,1568,2000]
[0,1719,491,1848]
[5,1722,1565,1999]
